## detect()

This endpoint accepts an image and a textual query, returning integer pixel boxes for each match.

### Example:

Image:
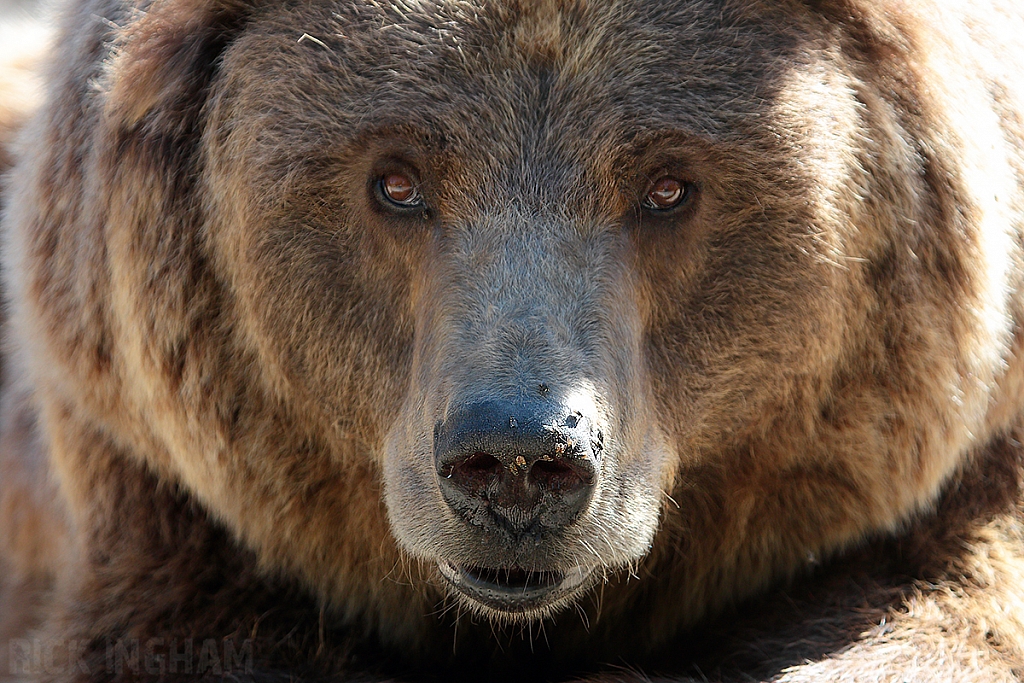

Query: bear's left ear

[105,0,249,129]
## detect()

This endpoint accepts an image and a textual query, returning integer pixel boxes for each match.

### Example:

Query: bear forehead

[227,0,813,151]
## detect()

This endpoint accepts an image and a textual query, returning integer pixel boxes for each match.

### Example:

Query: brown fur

[4,0,1024,681]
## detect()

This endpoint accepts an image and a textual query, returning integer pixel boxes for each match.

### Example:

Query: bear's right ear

[105,0,248,129]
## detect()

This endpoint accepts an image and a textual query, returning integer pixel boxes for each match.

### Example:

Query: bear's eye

[378,173,424,209]
[642,176,695,211]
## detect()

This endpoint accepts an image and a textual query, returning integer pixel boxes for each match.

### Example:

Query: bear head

[6,0,1018,655]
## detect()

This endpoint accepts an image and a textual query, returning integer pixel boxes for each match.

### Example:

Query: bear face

[198,0,845,620]
[5,0,1024,671]
[186,0,1014,624]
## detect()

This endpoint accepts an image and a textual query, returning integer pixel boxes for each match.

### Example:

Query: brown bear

[4,0,1024,680]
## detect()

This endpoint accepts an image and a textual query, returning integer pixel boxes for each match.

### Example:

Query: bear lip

[437,561,592,614]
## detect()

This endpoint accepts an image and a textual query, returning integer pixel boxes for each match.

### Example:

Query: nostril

[463,451,501,472]
[531,458,574,476]
[448,451,503,495]
[530,457,586,493]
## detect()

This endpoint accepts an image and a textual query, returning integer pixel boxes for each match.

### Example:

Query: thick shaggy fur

[4,0,1024,681]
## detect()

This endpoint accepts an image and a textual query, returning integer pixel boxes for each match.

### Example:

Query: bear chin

[437,561,595,620]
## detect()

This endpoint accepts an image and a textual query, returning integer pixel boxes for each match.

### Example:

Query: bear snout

[434,399,600,534]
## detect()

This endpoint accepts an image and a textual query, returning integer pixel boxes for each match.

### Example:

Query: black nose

[434,399,600,531]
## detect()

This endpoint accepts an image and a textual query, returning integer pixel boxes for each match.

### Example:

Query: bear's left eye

[377,173,424,209]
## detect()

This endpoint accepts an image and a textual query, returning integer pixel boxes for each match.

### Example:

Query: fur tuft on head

[104,0,248,128]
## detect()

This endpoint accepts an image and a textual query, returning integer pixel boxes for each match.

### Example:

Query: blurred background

[0,0,50,173]
[1,1,36,24]
[0,0,45,18]
[0,0,50,46]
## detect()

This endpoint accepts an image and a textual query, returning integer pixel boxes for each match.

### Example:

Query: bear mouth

[437,561,592,614]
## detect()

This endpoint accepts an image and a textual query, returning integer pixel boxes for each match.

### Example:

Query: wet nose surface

[434,399,600,531]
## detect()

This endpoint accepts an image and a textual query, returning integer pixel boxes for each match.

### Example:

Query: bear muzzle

[432,398,602,612]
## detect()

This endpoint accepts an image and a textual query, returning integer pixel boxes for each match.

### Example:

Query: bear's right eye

[642,176,696,212]
[377,173,424,210]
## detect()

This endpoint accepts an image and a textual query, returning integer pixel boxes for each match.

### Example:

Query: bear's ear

[105,0,248,129]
